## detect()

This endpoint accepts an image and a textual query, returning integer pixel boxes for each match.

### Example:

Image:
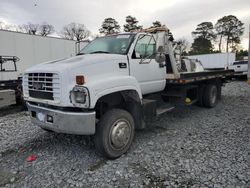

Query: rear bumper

[27,102,96,135]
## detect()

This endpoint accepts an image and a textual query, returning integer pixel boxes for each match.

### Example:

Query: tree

[123,16,142,32]
[189,37,213,55]
[192,22,216,40]
[61,22,90,41]
[176,38,189,54]
[215,15,244,52]
[20,23,39,35]
[215,23,224,52]
[61,24,74,40]
[99,18,120,35]
[236,49,248,60]
[190,22,215,55]
[151,21,162,28]
[39,22,54,36]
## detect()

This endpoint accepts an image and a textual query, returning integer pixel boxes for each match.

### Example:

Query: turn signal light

[76,75,85,85]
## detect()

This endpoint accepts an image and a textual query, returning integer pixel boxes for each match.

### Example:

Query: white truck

[229,60,248,77]
[23,27,233,159]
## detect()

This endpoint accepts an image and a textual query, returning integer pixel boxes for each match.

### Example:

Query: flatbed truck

[0,56,22,108]
[23,27,233,159]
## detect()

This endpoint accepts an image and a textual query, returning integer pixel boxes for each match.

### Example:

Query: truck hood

[25,54,128,73]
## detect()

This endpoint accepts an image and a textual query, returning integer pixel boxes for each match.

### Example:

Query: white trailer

[187,53,235,70]
[0,30,88,107]
[0,30,89,81]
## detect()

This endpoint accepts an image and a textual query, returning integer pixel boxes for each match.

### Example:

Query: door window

[133,35,156,59]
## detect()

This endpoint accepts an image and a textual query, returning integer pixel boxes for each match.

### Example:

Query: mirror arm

[139,53,156,64]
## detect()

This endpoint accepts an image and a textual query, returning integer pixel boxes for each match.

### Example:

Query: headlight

[70,86,89,108]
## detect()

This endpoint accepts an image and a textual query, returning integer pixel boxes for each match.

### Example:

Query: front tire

[94,109,135,159]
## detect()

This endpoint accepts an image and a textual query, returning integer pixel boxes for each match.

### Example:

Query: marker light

[76,75,85,85]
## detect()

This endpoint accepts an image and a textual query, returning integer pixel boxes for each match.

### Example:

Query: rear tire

[94,109,135,159]
[203,84,218,108]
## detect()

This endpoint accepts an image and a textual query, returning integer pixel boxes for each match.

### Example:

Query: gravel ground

[0,81,249,188]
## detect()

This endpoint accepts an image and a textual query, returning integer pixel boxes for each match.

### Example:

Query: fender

[86,75,142,108]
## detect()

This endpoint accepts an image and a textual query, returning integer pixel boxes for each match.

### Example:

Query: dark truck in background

[0,56,22,108]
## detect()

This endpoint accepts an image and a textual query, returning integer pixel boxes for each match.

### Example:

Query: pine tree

[99,18,120,35]
[192,22,216,41]
[151,21,162,28]
[123,16,142,32]
[215,15,244,52]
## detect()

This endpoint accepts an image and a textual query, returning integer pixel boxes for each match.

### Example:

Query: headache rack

[131,26,169,34]
[0,56,20,72]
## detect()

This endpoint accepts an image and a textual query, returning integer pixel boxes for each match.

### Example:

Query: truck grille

[25,73,60,101]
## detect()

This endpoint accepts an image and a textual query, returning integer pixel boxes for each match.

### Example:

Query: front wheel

[94,109,135,159]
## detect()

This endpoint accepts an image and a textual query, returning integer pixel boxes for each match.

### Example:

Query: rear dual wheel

[203,84,218,108]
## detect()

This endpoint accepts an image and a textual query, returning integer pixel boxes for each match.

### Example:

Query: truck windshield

[233,61,248,65]
[80,34,135,55]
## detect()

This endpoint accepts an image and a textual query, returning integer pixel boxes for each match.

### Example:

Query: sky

[0,0,249,50]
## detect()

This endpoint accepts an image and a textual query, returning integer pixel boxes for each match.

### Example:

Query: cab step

[142,99,175,118]
[156,105,175,115]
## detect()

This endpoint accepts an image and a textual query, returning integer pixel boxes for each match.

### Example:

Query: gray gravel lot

[0,81,249,188]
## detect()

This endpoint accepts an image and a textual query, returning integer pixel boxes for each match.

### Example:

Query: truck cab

[23,27,233,159]
[229,60,248,77]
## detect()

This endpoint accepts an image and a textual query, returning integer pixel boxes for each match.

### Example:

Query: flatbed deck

[166,69,234,84]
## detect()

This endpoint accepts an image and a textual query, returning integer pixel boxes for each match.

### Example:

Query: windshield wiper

[90,51,110,54]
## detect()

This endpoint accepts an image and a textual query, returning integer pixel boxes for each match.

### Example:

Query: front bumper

[234,71,247,76]
[27,102,96,135]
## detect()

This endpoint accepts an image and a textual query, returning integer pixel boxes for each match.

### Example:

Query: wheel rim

[211,86,217,104]
[109,119,132,150]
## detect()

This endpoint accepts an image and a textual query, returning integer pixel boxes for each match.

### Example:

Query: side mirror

[155,46,166,63]
[157,46,164,53]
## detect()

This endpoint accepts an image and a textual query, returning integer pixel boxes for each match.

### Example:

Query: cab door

[128,34,166,95]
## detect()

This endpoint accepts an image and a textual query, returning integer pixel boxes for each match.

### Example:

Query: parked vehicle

[229,60,248,77]
[248,58,250,84]
[23,27,233,159]
[0,56,22,108]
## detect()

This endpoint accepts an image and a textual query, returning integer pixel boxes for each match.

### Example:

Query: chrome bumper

[234,71,247,75]
[26,102,96,135]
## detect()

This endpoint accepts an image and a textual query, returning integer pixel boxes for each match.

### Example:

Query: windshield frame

[80,34,136,55]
